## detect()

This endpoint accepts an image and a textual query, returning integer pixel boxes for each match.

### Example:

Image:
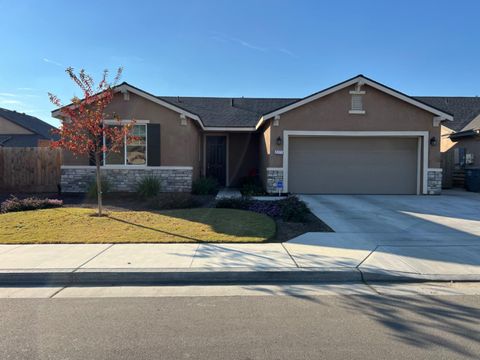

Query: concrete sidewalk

[1,232,479,285]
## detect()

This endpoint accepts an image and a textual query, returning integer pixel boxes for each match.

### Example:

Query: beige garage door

[288,137,418,194]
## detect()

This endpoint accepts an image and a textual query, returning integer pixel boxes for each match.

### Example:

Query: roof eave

[51,82,205,129]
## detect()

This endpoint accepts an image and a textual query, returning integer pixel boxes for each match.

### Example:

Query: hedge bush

[0,196,63,214]
[216,195,310,222]
[192,177,219,195]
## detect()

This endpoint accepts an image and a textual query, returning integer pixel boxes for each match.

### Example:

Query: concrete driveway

[301,190,480,237]
[287,191,480,277]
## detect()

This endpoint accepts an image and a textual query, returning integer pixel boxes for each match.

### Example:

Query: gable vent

[349,83,366,114]
[351,94,363,111]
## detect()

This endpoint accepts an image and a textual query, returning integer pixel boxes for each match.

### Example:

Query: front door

[206,136,227,186]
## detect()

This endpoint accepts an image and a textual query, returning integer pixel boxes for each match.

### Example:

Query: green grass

[0,207,276,244]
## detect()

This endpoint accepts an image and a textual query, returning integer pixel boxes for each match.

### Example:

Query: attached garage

[285,132,427,195]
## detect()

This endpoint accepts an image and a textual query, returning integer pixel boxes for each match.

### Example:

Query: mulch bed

[271,212,333,242]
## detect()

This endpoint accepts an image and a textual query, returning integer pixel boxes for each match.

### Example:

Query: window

[104,124,147,166]
[127,124,146,165]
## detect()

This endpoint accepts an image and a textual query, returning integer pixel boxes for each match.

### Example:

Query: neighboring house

[54,75,453,195]
[414,97,480,188]
[0,107,57,147]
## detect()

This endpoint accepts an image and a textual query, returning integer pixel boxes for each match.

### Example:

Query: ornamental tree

[49,67,135,216]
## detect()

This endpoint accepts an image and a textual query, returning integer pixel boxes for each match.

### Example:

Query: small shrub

[192,177,219,195]
[1,196,63,214]
[241,182,265,196]
[240,175,265,196]
[87,177,111,199]
[136,176,161,198]
[280,196,309,222]
[148,193,201,210]
[248,201,282,218]
[215,197,251,210]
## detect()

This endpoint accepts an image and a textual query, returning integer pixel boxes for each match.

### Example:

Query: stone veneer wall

[61,166,193,193]
[266,168,284,194]
[427,168,442,195]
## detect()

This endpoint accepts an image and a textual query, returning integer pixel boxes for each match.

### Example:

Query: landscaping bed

[0,192,332,244]
[216,196,333,242]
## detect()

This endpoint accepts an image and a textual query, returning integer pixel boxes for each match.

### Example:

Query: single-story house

[413,97,480,188]
[0,107,57,147]
[54,75,454,195]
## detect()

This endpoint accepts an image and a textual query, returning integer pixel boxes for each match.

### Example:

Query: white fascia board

[203,126,256,132]
[256,76,453,129]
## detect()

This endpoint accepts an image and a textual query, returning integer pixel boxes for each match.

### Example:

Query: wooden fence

[0,147,62,193]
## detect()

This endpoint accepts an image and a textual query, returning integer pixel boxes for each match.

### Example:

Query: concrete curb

[1,267,479,286]
[0,268,362,286]
[360,269,480,282]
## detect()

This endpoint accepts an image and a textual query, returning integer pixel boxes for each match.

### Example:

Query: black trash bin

[465,168,480,192]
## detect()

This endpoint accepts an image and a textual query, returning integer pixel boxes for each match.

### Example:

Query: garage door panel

[288,137,418,194]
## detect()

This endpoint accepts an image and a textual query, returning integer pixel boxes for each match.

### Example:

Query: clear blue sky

[1,0,479,127]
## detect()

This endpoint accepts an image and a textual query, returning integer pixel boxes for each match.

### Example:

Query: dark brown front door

[206,136,227,186]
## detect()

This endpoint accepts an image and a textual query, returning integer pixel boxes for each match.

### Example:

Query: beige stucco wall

[459,136,480,167]
[0,116,33,134]
[62,92,203,178]
[262,84,442,169]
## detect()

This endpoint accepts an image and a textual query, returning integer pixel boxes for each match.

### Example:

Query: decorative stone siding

[61,166,193,193]
[427,169,442,195]
[266,168,284,194]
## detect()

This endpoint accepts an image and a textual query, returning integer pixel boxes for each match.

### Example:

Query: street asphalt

[0,284,479,360]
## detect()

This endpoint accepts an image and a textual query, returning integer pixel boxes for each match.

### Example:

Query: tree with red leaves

[49,67,134,216]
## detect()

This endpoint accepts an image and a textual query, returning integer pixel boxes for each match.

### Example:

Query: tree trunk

[95,152,103,216]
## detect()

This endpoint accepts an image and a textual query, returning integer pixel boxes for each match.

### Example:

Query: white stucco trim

[282,130,430,195]
[256,75,453,129]
[203,127,256,132]
[103,119,150,124]
[61,165,193,170]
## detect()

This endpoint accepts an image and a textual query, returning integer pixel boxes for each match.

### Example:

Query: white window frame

[103,120,149,167]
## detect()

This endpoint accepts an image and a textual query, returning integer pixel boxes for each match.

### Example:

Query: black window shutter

[147,124,161,166]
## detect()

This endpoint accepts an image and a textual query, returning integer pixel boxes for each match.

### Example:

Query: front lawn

[0,207,275,244]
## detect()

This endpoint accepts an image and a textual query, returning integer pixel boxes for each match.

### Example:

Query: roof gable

[257,75,453,129]
[0,107,56,138]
